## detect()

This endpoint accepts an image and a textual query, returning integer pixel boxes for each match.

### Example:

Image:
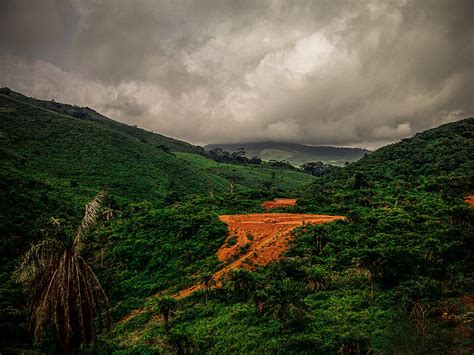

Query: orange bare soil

[120,208,345,322]
[261,198,297,209]
[465,195,474,208]
[175,213,345,299]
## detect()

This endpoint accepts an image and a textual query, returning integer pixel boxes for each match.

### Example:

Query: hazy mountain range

[205,142,370,166]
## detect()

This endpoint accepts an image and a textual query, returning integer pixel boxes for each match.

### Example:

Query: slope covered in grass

[0,91,314,352]
[113,118,473,354]
[0,87,203,154]
[176,152,314,193]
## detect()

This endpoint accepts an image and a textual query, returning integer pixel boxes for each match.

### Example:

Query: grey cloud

[1,0,473,148]
[101,93,149,119]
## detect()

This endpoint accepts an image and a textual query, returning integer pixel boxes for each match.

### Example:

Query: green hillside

[0,87,472,353]
[0,91,314,352]
[347,118,474,185]
[0,92,313,204]
[0,87,203,154]
[205,141,370,166]
[112,118,473,354]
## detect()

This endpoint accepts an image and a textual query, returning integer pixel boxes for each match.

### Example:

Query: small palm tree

[227,268,255,299]
[198,273,217,302]
[263,279,308,329]
[359,249,383,303]
[156,296,177,326]
[14,191,110,354]
[306,266,327,292]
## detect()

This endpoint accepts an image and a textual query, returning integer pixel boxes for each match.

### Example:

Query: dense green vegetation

[0,92,312,353]
[0,89,472,353]
[109,118,473,353]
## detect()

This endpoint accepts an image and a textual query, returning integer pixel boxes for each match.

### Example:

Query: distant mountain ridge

[205,141,370,166]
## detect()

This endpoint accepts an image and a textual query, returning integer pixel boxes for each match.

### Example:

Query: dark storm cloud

[1,0,473,148]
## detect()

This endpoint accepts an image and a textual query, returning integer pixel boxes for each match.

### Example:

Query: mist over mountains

[205,142,370,166]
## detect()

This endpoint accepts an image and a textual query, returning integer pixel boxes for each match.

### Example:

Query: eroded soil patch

[121,209,345,321]
[175,213,345,298]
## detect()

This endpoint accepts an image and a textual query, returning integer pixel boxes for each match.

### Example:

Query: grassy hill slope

[113,118,473,354]
[0,91,313,352]
[0,93,313,205]
[0,87,202,154]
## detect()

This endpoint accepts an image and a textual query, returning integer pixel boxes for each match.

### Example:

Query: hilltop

[0,87,202,154]
[205,141,370,166]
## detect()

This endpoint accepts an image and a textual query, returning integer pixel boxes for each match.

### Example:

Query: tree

[14,192,110,354]
[226,268,256,299]
[354,172,369,189]
[263,279,308,329]
[198,273,217,302]
[358,249,384,303]
[231,148,246,163]
[301,161,329,176]
[156,296,177,326]
[306,266,327,292]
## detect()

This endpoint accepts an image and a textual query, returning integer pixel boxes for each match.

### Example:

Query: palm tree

[265,279,308,329]
[198,273,217,302]
[359,248,383,303]
[14,191,110,354]
[306,266,327,292]
[156,296,177,326]
[227,268,255,299]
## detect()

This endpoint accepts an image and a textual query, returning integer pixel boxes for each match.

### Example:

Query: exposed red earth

[261,198,297,209]
[120,201,345,322]
[175,212,345,298]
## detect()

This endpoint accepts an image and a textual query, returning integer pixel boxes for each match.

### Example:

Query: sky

[1,0,473,149]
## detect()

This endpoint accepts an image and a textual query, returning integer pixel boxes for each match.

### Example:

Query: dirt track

[121,206,345,322]
[175,213,345,298]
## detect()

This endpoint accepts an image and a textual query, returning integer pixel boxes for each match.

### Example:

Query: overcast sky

[1,0,473,148]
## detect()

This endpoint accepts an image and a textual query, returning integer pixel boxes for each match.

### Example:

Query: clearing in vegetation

[175,212,345,298]
[121,207,344,321]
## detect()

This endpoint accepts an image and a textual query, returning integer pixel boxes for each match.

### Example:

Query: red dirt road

[120,207,345,322]
[262,198,297,209]
[175,213,345,298]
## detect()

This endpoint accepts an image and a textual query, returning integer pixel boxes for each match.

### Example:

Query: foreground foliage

[14,192,110,353]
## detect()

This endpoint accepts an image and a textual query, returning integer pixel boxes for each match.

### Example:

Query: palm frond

[15,192,110,353]
[73,191,106,253]
[14,238,63,285]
